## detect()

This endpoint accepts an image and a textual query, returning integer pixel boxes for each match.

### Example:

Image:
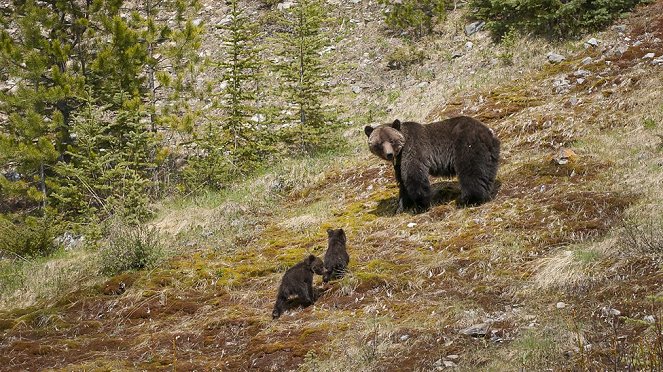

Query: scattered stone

[465,41,474,50]
[568,96,580,106]
[459,322,490,337]
[556,302,567,309]
[633,40,642,47]
[652,57,663,66]
[443,360,457,368]
[574,69,592,77]
[351,85,362,94]
[446,354,460,360]
[417,81,429,88]
[451,51,463,59]
[400,334,410,342]
[585,38,600,47]
[54,232,86,251]
[601,306,621,317]
[464,21,485,36]
[277,1,295,11]
[643,52,656,59]
[553,76,571,94]
[613,25,627,33]
[581,57,593,65]
[547,52,566,64]
[576,78,585,85]
[605,45,629,59]
[644,315,656,323]
[407,222,417,228]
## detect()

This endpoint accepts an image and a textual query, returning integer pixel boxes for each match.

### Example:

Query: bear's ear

[327,228,333,236]
[307,254,316,263]
[391,119,401,130]
[364,126,374,137]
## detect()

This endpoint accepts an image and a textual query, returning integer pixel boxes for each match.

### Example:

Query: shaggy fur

[364,116,500,211]
[272,255,325,319]
[322,228,350,283]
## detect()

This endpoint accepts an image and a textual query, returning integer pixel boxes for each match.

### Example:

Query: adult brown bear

[364,116,500,212]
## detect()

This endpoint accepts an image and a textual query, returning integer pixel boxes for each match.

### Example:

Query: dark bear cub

[272,254,325,319]
[364,116,500,212]
[322,228,350,283]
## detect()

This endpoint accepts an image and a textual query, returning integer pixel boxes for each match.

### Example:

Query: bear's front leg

[401,162,432,213]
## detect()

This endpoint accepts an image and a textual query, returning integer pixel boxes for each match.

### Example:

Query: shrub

[378,0,448,38]
[99,223,163,275]
[0,214,58,258]
[469,0,646,41]
[386,43,427,70]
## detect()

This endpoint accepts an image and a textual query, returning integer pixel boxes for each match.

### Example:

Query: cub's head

[364,120,405,162]
[327,228,346,244]
[306,254,326,275]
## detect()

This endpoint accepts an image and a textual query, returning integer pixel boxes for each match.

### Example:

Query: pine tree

[274,0,336,154]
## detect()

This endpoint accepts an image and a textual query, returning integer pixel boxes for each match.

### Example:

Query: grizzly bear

[272,254,325,319]
[322,228,350,283]
[364,116,500,211]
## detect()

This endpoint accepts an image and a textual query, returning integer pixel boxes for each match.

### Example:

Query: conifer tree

[274,0,336,154]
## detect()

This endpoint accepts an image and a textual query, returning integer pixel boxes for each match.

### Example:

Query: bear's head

[306,254,326,275]
[327,228,346,244]
[364,120,405,162]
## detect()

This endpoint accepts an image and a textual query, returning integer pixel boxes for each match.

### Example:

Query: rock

[556,302,567,309]
[613,25,627,33]
[443,360,457,368]
[400,334,410,342]
[585,38,600,47]
[451,51,463,59]
[277,1,295,11]
[407,222,417,228]
[574,69,592,77]
[644,315,656,323]
[465,41,474,50]
[446,354,460,360]
[351,85,362,94]
[417,81,429,88]
[601,306,621,317]
[605,45,629,59]
[581,57,593,65]
[460,322,490,337]
[643,53,656,59]
[568,97,580,106]
[54,232,86,251]
[464,21,485,36]
[547,52,566,64]
[652,57,663,66]
[576,78,585,85]
[553,76,571,94]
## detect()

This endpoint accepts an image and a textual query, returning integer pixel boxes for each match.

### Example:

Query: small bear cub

[272,254,325,319]
[323,228,350,283]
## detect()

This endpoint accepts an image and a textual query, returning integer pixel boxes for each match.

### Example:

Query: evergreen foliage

[377,0,447,38]
[469,0,646,41]
[274,0,337,154]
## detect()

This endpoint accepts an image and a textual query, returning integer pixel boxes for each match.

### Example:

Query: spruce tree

[274,0,335,154]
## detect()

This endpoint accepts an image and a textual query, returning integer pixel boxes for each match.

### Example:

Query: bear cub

[364,116,500,211]
[322,228,350,283]
[272,254,325,319]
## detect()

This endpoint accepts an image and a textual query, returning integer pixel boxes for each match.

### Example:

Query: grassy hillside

[1,1,663,370]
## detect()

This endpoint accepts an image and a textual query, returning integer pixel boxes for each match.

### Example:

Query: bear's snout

[382,142,395,161]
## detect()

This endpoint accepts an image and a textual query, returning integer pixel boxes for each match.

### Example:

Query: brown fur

[364,116,500,211]
[272,255,325,319]
[322,228,350,283]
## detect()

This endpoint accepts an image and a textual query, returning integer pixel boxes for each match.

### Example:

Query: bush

[0,214,58,258]
[100,223,163,275]
[378,0,448,38]
[386,43,427,70]
[469,0,645,41]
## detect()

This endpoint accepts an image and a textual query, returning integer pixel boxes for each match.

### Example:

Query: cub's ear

[307,254,316,263]
[364,126,374,137]
[327,228,333,236]
[391,119,401,130]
